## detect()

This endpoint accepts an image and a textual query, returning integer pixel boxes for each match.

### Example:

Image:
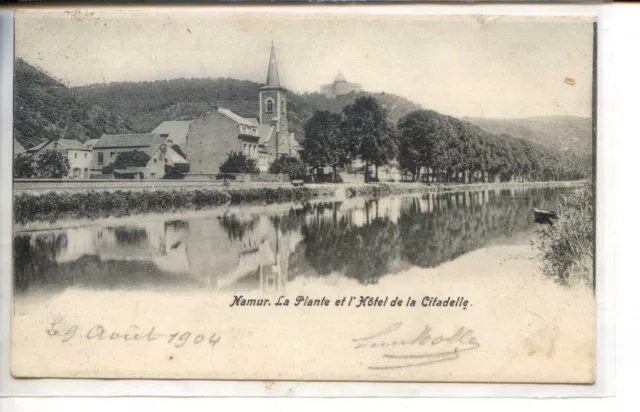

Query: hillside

[73,79,423,140]
[14,59,135,150]
[463,116,593,156]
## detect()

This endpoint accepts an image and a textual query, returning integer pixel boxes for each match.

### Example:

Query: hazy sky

[15,10,594,119]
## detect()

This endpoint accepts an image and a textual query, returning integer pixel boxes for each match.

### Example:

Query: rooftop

[151,120,193,148]
[94,133,161,149]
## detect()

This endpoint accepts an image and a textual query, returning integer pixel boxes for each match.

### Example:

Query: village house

[185,43,300,175]
[27,138,93,179]
[151,120,192,152]
[91,133,188,179]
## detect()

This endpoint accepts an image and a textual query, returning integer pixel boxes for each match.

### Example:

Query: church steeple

[259,42,287,131]
[265,42,280,88]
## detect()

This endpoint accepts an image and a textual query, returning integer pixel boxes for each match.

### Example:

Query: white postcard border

[0,3,615,398]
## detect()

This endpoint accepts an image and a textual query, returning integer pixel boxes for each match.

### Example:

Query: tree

[114,150,151,169]
[219,151,259,174]
[102,150,151,175]
[14,153,35,178]
[341,96,396,182]
[35,150,70,178]
[163,163,189,179]
[301,110,349,182]
[268,154,307,179]
[397,110,451,182]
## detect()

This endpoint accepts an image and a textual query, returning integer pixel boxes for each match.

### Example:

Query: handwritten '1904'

[45,316,221,349]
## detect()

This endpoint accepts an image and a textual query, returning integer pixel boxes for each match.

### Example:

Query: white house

[27,139,93,179]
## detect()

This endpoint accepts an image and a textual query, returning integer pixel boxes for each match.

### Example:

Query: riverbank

[12,230,595,382]
[13,180,586,223]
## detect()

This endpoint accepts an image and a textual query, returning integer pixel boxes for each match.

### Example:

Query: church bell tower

[259,42,287,133]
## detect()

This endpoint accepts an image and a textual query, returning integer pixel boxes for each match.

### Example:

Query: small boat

[533,207,559,225]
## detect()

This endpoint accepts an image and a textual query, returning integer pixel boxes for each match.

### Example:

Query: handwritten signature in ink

[353,322,480,370]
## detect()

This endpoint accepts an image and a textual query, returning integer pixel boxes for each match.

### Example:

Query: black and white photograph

[10,9,595,382]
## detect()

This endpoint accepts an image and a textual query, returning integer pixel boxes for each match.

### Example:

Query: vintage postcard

[11,9,596,382]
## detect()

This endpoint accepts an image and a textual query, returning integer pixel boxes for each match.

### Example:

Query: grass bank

[13,186,335,223]
[13,180,585,223]
[536,182,594,291]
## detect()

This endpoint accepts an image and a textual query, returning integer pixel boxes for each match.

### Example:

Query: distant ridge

[462,115,593,156]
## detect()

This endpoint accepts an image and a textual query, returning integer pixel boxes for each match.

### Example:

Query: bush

[13,186,336,223]
[268,155,307,179]
[537,183,594,290]
[220,151,258,174]
[14,153,35,178]
[34,150,70,178]
[163,163,189,179]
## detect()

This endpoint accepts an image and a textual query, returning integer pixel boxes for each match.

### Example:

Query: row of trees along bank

[299,96,591,183]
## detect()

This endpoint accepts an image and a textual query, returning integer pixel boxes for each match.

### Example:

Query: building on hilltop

[91,133,188,179]
[27,139,92,179]
[185,43,300,175]
[320,71,362,98]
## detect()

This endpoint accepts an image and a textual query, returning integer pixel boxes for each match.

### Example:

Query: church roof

[262,42,284,90]
[335,71,347,83]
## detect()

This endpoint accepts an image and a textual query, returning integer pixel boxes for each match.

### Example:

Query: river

[13,186,574,296]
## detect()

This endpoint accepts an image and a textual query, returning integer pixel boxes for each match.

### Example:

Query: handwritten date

[46,316,221,349]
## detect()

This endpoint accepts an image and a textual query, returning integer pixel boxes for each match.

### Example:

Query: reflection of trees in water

[14,233,67,294]
[298,188,570,284]
[112,227,147,245]
[268,203,315,233]
[13,188,572,293]
[217,214,258,241]
[301,216,400,285]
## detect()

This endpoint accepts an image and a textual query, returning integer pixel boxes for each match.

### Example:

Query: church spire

[265,41,281,88]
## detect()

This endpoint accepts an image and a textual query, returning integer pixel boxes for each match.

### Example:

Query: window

[74,153,78,159]
[265,99,274,113]
[281,99,285,114]
[154,158,157,163]
[97,152,104,165]
[164,158,168,164]
[110,152,115,158]
[84,153,88,159]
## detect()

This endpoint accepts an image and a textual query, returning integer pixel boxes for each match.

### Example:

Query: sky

[15,10,595,119]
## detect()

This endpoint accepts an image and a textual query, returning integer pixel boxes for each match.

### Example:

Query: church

[185,43,300,175]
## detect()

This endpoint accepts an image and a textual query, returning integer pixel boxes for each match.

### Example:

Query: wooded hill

[72,79,423,141]
[14,59,134,150]
[463,116,593,157]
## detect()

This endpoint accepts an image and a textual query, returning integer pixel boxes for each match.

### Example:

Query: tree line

[298,96,591,183]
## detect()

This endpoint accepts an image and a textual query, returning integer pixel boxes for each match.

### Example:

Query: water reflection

[14,187,570,295]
